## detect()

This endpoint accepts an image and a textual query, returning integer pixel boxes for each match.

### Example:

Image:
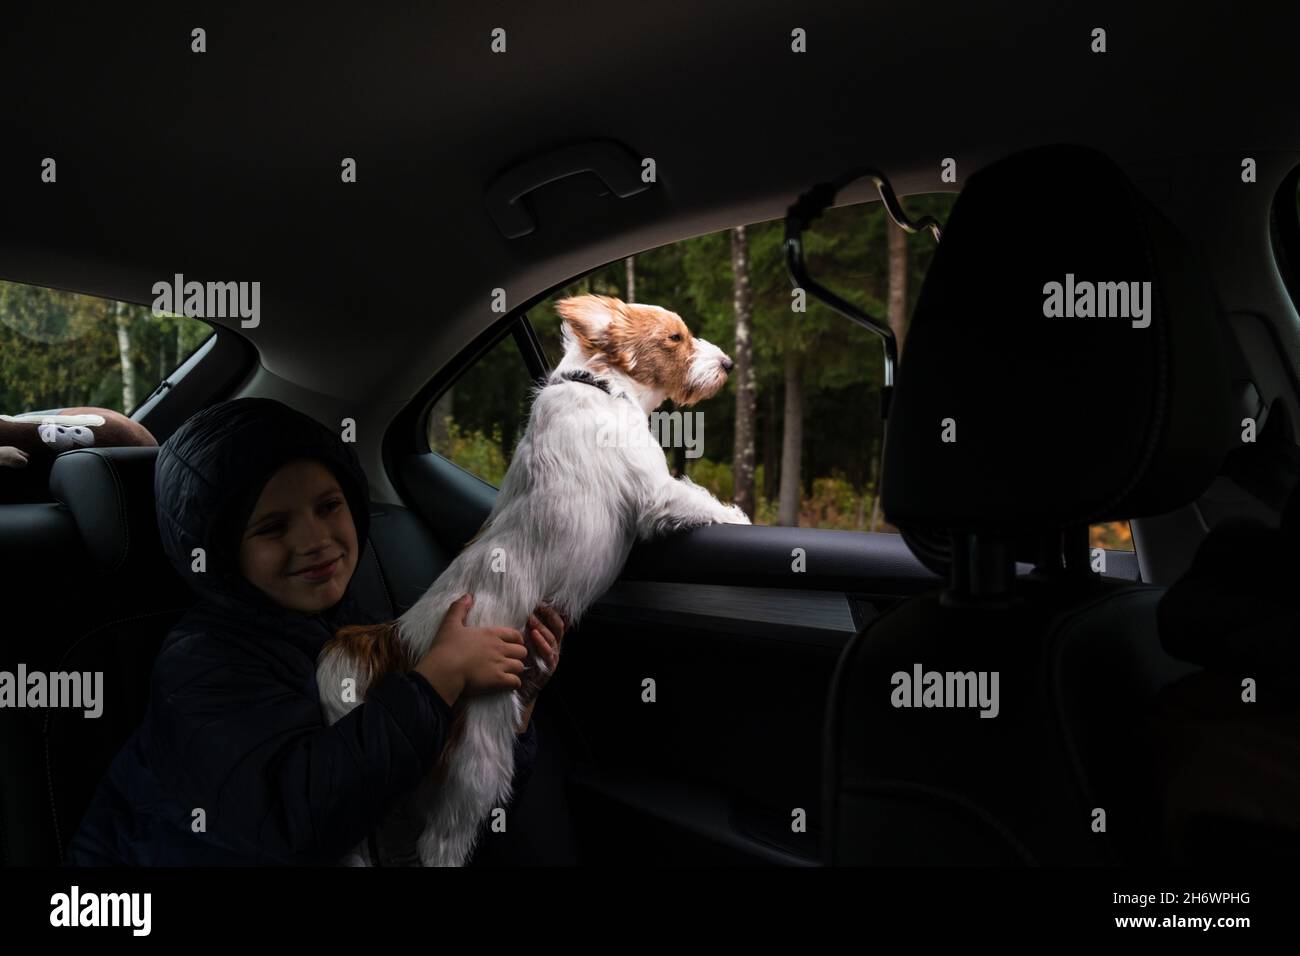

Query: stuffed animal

[0,406,157,500]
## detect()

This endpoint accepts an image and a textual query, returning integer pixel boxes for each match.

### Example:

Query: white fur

[317,309,749,866]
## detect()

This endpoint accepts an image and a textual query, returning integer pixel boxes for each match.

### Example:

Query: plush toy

[0,407,157,500]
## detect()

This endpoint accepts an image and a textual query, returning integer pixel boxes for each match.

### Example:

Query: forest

[0,281,211,416]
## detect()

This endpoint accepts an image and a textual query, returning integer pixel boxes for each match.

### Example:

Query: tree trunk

[868,433,882,532]
[763,388,778,504]
[777,350,804,526]
[887,223,908,357]
[729,226,756,518]
[625,256,636,302]
[114,302,135,413]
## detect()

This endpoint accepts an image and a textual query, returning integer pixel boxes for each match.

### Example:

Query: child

[65,396,564,866]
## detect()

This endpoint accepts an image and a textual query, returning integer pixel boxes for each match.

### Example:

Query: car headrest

[49,447,163,573]
[882,143,1233,536]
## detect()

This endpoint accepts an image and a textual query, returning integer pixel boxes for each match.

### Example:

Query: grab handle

[485,140,652,238]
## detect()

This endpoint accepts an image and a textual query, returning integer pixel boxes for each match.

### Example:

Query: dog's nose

[720,356,734,372]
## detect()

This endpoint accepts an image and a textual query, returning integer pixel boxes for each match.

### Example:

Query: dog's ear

[556,295,624,351]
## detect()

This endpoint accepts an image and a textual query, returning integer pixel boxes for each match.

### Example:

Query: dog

[317,293,751,866]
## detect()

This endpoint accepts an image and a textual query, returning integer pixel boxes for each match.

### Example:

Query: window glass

[529,194,956,531]
[0,278,212,416]
[426,198,1137,551]
[1090,521,1133,552]
[425,330,533,486]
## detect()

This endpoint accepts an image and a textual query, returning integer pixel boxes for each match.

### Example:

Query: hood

[155,397,374,633]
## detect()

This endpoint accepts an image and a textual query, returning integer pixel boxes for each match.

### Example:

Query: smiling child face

[237,458,359,614]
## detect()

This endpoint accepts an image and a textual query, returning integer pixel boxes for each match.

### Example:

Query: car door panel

[393,447,1141,864]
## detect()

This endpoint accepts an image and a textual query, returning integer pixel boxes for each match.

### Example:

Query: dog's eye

[669,333,683,342]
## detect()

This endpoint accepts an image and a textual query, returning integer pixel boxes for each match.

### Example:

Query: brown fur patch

[325,621,480,847]
[605,304,694,398]
[430,706,470,787]
[323,621,415,686]
[555,294,716,403]
[555,294,625,356]
[326,621,468,775]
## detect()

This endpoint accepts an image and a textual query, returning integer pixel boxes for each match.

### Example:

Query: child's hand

[519,603,566,708]
[414,594,527,707]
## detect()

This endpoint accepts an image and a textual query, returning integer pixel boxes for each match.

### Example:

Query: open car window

[424,327,534,485]
[519,202,1134,550]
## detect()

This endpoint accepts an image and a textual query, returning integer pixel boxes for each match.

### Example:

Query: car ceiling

[1,1,1296,408]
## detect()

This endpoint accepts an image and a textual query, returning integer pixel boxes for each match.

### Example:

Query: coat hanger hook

[783,166,941,420]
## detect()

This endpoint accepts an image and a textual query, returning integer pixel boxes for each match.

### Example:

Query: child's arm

[146,629,456,865]
[517,603,565,733]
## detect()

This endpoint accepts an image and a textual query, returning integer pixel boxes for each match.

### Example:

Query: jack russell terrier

[317,293,750,866]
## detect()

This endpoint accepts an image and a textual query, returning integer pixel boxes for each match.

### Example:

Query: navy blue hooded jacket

[65,397,537,866]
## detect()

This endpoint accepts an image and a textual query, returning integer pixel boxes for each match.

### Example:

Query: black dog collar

[556,369,612,394]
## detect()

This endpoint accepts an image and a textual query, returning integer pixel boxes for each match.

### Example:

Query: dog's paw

[716,503,751,526]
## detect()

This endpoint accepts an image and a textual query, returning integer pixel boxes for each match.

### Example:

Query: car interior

[1,4,1297,869]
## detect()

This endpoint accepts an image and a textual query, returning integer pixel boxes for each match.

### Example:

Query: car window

[426,204,1133,552]
[529,199,961,533]
[0,278,212,417]
[425,329,534,485]
[526,206,1130,550]
[1089,520,1133,551]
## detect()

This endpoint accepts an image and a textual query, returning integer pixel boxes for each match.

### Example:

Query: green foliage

[0,279,212,415]
[431,417,509,487]
[430,334,533,460]
[688,456,876,530]
[524,195,957,502]
[803,472,872,531]
[685,456,733,501]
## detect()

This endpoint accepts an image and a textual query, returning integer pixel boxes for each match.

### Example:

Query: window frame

[384,290,563,501]
[1269,162,1300,317]
[417,317,549,450]
[421,310,553,426]
[418,319,548,485]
